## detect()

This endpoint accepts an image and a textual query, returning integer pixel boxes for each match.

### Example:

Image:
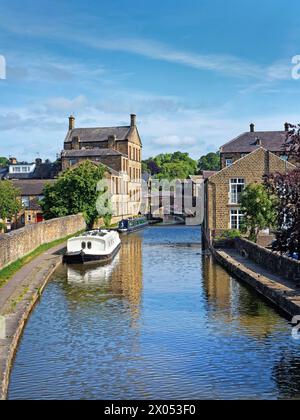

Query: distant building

[4,158,59,180]
[219,123,294,169]
[11,179,56,229]
[61,114,142,217]
[0,158,59,231]
[203,147,296,245]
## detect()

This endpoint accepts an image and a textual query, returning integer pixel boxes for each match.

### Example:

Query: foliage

[0,157,8,168]
[215,229,241,240]
[265,170,300,254]
[240,183,277,243]
[198,152,220,172]
[284,123,300,164]
[142,151,197,180]
[41,161,108,228]
[0,181,21,222]
[263,123,300,254]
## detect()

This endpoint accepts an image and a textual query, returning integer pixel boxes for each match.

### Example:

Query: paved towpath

[214,247,300,318]
[0,242,66,400]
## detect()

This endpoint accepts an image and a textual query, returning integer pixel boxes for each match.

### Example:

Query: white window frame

[230,209,244,230]
[225,158,233,167]
[229,178,245,204]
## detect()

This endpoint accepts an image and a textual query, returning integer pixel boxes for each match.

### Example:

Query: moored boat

[118,216,148,233]
[63,230,121,264]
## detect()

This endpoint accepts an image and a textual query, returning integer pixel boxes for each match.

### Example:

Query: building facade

[61,114,142,217]
[203,147,296,244]
[219,123,295,169]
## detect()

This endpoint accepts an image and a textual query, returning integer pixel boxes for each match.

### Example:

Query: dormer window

[225,158,233,167]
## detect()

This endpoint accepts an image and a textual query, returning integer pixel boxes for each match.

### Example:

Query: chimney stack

[69,115,75,131]
[9,157,17,165]
[250,123,255,133]
[284,122,289,132]
[130,114,137,127]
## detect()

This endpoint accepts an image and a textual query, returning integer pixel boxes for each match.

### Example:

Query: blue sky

[1,0,300,161]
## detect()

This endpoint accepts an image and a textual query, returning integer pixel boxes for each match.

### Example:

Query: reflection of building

[202,255,282,339]
[65,233,143,320]
[111,233,143,312]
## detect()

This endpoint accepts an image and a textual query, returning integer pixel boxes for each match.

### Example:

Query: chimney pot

[130,114,137,127]
[250,123,255,133]
[69,115,75,131]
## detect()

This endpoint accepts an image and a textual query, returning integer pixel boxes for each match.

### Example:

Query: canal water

[8,226,300,400]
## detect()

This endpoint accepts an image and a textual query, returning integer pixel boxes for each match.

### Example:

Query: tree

[198,152,220,172]
[264,123,300,255]
[0,157,8,168]
[265,170,300,255]
[41,161,108,228]
[240,183,277,243]
[0,181,21,224]
[143,152,197,180]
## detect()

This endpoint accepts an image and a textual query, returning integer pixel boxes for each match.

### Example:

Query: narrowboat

[63,230,121,264]
[118,216,148,233]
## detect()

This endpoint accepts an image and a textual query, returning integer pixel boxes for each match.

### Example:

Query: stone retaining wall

[234,237,300,282]
[0,214,86,270]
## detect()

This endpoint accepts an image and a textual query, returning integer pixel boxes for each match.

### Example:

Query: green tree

[0,181,21,224]
[198,152,220,172]
[41,161,108,228]
[143,152,197,180]
[240,183,277,243]
[0,157,8,168]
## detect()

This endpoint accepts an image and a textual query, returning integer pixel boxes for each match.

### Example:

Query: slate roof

[11,180,56,196]
[61,148,123,158]
[5,162,60,180]
[64,126,132,143]
[220,131,287,154]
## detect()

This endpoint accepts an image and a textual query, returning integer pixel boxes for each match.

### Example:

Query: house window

[230,209,244,230]
[22,196,30,208]
[229,178,245,204]
[226,158,233,167]
[280,155,288,161]
[69,159,77,166]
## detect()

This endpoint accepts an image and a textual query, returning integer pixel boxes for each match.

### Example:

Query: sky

[1,0,300,161]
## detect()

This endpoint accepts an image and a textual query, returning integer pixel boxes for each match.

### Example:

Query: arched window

[82,242,86,249]
[87,242,92,249]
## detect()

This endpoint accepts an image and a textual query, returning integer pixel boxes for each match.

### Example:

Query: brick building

[61,114,142,217]
[203,147,296,244]
[220,123,295,169]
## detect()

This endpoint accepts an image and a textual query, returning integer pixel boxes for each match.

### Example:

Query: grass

[0,230,85,289]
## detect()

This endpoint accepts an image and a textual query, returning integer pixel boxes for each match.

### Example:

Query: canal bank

[211,246,300,319]
[7,226,300,400]
[0,243,66,400]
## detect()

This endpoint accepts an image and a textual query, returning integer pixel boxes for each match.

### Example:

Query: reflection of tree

[273,353,300,399]
[202,255,282,339]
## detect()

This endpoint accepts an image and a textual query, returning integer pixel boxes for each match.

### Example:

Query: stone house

[203,147,296,244]
[61,114,142,217]
[220,123,296,169]
[1,179,56,230]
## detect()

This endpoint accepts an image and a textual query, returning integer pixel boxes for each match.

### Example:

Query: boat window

[81,242,86,249]
[87,242,92,249]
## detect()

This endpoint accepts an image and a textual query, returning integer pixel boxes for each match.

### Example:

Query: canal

[8,226,300,400]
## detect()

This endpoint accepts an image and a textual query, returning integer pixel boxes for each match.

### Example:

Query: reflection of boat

[63,230,121,264]
[67,255,120,285]
[118,216,148,233]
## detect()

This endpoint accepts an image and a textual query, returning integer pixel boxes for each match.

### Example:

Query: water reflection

[8,227,300,400]
[202,255,286,339]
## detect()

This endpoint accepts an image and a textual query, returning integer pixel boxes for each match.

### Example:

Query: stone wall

[234,237,300,282]
[0,214,86,270]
